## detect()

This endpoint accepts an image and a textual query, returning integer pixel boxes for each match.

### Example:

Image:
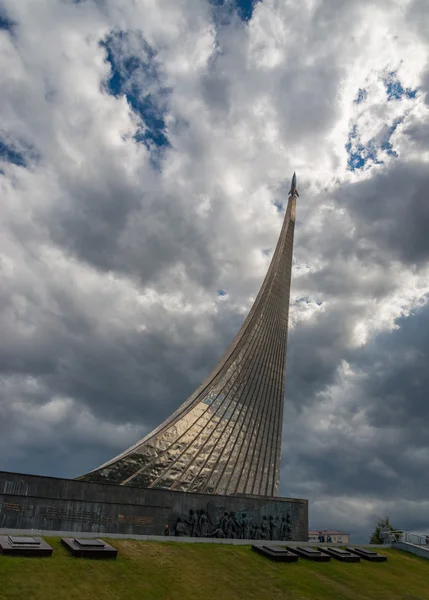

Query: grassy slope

[1,540,429,600]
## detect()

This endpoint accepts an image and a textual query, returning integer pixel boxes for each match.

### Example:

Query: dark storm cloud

[0,255,244,428]
[276,65,342,140]
[354,300,429,437]
[54,188,224,288]
[47,305,242,428]
[339,161,429,266]
[200,72,231,115]
[296,299,429,500]
[286,305,354,410]
[406,0,429,49]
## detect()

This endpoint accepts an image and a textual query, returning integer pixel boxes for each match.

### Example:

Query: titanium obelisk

[79,174,298,497]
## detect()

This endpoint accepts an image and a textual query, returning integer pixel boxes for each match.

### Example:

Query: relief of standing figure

[269,516,280,541]
[175,516,188,537]
[279,517,287,541]
[220,511,229,535]
[260,516,269,540]
[187,509,199,537]
[199,509,209,538]
[225,512,237,539]
[241,513,250,540]
[250,522,257,540]
[286,514,293,541]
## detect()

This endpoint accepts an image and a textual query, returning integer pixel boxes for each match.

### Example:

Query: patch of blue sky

[131,91,171,168]
[0,10,15,32]
[234,0,262,21]
[217,289,227,296]
[380,117,404,158]
[295,296,323,307]
[346,138,383,171]
[346,117,404,171]
[383,71,417,101]
[354,88,368,104]
[0,138,37,167]
[100,31,171,169]
[380,140,397,158]
[209,0,262,23]
[273,200,285,213]
[348,73,416,170]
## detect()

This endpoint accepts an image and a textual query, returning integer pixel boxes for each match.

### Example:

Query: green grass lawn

[1,540,429,600]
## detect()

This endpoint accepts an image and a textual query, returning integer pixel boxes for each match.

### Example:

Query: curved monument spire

[79,174,298,496]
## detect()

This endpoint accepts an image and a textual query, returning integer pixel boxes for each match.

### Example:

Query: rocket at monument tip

[288,171,299,198]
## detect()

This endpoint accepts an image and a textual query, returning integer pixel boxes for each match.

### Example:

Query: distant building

[308,530,350,544]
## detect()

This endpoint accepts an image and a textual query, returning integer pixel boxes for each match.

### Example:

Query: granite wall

[0,471,308,541]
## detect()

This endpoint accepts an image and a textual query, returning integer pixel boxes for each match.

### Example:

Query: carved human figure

[250,522,256,540]
[254,523,262,540]
[241,513,250,540]
[279,517,287,540]
[269,516,280,540]
[260,516,269,540]
[175,516,188,537]
[286,514,293,540]
[225,512,237,539]
[199,510,209,538]
[211,526,225,538]
[187,509,199,537]
[233,513,241,537]
[196,509,202,534]
[275,516,281,540]
[220,511,229,535]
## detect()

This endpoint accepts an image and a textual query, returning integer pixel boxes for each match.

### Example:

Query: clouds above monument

[1,0,429,541]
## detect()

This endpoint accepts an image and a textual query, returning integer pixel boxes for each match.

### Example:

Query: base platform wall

[0,471,308,541]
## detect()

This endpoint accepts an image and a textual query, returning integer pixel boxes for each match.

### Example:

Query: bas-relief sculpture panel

[170,506,294,540]
[0,472,308,541]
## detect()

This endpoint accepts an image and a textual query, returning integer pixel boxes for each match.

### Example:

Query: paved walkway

[0,528,389,548]
[392,541,429,559]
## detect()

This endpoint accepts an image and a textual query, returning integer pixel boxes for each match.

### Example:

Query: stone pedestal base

[0,471,308,541]
[0,535,53,556]
[252,544,298,562]
[61,538,118,558]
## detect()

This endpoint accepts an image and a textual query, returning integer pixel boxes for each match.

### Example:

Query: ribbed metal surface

[79,193,296,496]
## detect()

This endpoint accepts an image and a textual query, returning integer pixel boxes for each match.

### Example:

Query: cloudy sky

[1,0,429,543]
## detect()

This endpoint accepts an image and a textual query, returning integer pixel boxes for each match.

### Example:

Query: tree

[369,516,402,544]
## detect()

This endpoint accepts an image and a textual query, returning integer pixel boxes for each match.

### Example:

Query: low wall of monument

[0,471,308,541]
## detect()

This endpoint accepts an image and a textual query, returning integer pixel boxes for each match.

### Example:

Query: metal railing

[385,530,429,546]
